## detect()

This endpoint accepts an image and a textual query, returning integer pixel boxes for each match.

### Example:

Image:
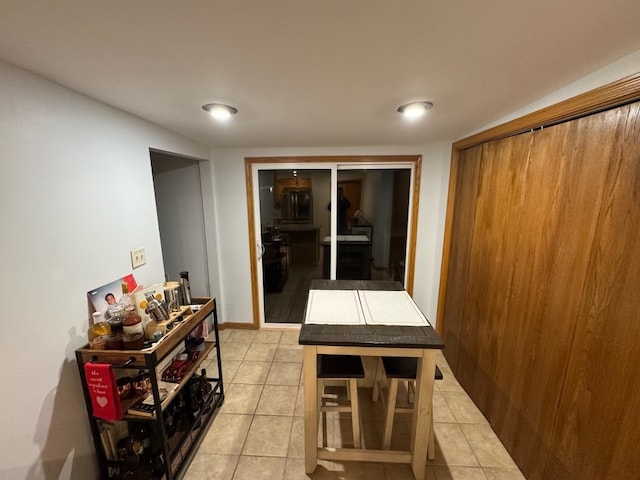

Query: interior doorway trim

[245,155,422,329]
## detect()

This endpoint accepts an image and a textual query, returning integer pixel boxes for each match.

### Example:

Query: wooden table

[298,280,444,480]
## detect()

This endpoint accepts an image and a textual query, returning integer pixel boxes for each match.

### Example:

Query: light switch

[130,248,146,269]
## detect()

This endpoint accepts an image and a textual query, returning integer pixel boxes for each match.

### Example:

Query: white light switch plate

[130,247,146,269]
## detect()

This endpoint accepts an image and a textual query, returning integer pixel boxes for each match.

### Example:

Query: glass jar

[106,302,126,321]
[109,315,124,334]
[123,306,143,335]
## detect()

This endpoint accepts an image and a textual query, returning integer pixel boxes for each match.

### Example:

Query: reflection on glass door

[258,169,331,324]
[333,168,411,285]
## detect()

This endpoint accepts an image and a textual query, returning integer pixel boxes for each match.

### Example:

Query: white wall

[206,145,453,326]
[152,157,210,297]
[0,60,208,479]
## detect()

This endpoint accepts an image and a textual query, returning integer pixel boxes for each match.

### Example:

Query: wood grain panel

[544,102,640,479]
[442,100,640,479]
[441,145,482,372]
[487,110,620,478]
[455,132,534,413]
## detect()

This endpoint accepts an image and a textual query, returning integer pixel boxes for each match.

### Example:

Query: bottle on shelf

[120,282,134,308]
[88,312,111,341]
[179,271,192,305]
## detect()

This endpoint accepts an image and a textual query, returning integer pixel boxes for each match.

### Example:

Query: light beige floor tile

[331,461,385,479]
[432,466,488,480]
[333,417,359,448]
[294,385,304,416]
[460,424,518,469]
[233,361,271,384]
[436,371,465,393]
[197,329,524,480]
[287,416,305,458]
[482,467,526,480]
[242,415,293,457]
[226,329,257,344]
[267,362,302,385]
[232,455,286,480]
[200,355,219,375]
[221,383,264,414]
[361,419,382,450]
[217,328,232,344]
[383,463,437,480]
[359,387,387,420]
[283,457,337,479]
[430,423,480,467]
[244,343,278,362]
[199,413,253,455]
[221,342,250,361]
[443,391,489,424]
[318,411,337,448]
[256,385,298,416]
[185,452,239,480]
[433,390,457,423]
[221,359,241,384]
[253,330,283,343]
[273,344,304,363]
[279,331,301,345]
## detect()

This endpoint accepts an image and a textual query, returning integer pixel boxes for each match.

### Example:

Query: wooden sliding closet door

[440,144,482,372]
[442,101,640,479]
[543,102,640,479]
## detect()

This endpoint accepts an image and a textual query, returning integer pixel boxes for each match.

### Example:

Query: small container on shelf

[133,370,151,396]
[117,376,133,399]
[89,335,108,350]
[105,332,124,350]
[108,315,124,334]
[123,306,143,335]
[122,332,144,350]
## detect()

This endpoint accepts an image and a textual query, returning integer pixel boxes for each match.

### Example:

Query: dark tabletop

[298,280,445,349]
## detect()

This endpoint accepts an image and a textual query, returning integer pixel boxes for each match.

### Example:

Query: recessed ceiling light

[202,103,238,121]
[397,101,433,118]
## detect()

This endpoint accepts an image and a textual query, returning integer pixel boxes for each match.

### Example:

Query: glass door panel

[259,168,331,324]
[334,168,410,285]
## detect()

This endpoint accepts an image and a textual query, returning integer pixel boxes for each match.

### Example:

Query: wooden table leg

[410,349,437,480]
[303,346,318,474]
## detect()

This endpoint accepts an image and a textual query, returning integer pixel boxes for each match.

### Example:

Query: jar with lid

[123,306,143,335]
[106,302,126,321]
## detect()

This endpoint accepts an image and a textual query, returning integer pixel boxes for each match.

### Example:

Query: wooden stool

[317,354,365,448]
[372,357,443,456]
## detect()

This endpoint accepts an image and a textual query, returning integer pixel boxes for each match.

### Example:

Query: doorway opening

[150,148,210,297]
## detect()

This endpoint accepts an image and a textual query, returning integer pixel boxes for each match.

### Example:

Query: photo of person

[105,293,117,305]
[88,274,137,315]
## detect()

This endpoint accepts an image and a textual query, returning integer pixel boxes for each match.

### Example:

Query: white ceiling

[2,1,640,148]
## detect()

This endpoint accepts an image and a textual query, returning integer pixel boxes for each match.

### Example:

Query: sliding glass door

[247,156,420,327]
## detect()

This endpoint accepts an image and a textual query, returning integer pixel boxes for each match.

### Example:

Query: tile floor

[188,328,526,480]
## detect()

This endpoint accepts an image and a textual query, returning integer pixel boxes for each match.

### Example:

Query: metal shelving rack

[76,297,224,480]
